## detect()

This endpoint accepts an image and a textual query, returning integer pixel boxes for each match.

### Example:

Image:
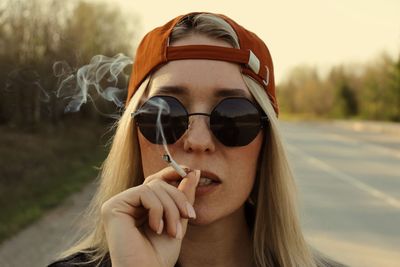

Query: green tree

[359,53,397,120]
[60,1,136,65]
[387,53,400,121]
[0,0,139,129]
[278,65,333,116]
[327,66,358,118]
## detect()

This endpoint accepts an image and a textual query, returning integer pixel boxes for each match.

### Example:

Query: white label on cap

[264,65,269,86]
[248,50,260,75]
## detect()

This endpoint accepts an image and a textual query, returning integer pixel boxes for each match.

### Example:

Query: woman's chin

[187,203,225,226]
[187,216,215,226]
[189,209,217,226]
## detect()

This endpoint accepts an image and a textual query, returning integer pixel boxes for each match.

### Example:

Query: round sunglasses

[132,95,269,147]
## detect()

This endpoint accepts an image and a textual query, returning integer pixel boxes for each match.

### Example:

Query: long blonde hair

[54,13,331,267]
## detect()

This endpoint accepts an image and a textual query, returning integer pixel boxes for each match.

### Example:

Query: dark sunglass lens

[210,98,262,146]
[135,96,188,144]
[161,97,188,143]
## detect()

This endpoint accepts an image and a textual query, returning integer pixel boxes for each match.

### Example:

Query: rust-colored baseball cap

[126,11,279,116]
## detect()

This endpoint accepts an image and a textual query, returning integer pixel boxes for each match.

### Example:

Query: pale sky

[99,0,400,84]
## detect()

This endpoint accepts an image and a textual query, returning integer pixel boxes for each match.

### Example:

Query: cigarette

[162,154,187,178]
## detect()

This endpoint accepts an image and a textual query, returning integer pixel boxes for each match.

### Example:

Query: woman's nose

[183,116,216,153]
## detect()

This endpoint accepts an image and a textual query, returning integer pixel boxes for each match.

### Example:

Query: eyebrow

[153,86,250,98]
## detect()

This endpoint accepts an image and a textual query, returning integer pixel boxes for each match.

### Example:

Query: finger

[146,181,183,238]
[143,166,198,220]
[143,165,192,185]
[105,185,164,235]
[178,170,201,205]
[138,185,165,234]
[158,181,196,219]
[177,170,201,240]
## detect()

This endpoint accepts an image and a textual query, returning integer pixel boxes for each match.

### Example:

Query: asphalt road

[280,121,400,267]
[0,121,399,267]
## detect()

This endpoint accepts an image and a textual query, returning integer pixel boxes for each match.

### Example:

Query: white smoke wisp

[53,53,133,119]
[133,97,187,177]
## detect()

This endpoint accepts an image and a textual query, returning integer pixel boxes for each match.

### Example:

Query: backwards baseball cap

[126,11,279,116]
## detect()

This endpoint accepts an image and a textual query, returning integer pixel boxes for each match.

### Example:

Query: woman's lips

[196,174,221,197]
[200,170,222,183]
[166,169,222,187]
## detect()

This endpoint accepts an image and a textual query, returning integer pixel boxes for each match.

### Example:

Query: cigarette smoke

[53,53,132,119]
[132,97,174,160]
[56,53,184,174]
[132,97,186,176]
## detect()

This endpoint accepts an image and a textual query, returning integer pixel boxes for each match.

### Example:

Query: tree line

[0,0,139,131]
[2,0,398,129]
[277,51,400,121]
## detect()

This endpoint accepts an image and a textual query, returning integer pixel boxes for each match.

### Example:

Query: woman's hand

[101,167,200,267]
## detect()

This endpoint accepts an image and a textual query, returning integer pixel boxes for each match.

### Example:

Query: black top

[47,251,181,267]
[47,251,111,267]
[48,250,347,267]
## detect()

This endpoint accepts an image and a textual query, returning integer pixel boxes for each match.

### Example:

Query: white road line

[287,144,400,210]
[325,133,400,160]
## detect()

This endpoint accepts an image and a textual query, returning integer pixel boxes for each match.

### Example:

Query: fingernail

[175,221,183,240]
[157,219,164,235]
[186,201,196,219]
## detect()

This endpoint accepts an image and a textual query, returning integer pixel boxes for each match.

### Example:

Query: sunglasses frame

[132,95,269,146]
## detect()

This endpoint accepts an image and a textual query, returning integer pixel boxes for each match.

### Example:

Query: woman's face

[137,34,264,224]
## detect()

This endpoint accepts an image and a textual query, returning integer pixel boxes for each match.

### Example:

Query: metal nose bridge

[187,112,211,117]
[186,112,211,129]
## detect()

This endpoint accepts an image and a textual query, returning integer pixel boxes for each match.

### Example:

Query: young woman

[48,12,346,267]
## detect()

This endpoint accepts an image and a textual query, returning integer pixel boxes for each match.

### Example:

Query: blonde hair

[53,13,335,267]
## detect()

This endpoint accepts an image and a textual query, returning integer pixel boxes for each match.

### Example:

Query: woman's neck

[177,205,255,267]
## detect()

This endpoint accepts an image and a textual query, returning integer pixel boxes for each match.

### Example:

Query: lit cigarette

[162,154,187,178]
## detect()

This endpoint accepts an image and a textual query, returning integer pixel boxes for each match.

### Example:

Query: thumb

[177,170,200,240]
[177,169,201,205]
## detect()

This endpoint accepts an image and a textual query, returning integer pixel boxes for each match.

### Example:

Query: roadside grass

[0,119,112,244]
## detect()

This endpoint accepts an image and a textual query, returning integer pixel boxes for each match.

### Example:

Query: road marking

[306,231,400,267]
[325,133,400,160]
[287,144,400,210]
